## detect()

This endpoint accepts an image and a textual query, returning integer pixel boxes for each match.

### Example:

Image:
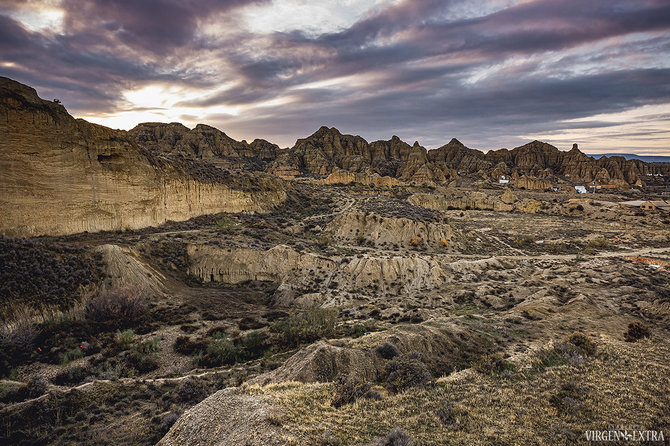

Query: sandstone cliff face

[316,170,403,187]
[0,77,286,237]
[514,175,553,190]
[326,211,457,249]
[186,244,457,305]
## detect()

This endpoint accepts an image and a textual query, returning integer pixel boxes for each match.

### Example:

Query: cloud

[0,0,669,153]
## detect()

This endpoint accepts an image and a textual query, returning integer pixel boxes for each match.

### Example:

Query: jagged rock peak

[309,126,343,139]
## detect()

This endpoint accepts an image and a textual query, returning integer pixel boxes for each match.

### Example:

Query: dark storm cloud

[0,0,669,152]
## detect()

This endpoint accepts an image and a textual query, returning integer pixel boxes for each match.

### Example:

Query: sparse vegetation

[384,353,432,394]
[85,286,148,325]
[623,321,651,342]
[272,307,338,347]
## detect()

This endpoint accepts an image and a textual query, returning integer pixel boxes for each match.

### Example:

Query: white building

[499,175,509,184]
[574,186,587,194]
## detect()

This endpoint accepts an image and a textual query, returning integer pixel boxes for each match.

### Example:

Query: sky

[1,0,669,154]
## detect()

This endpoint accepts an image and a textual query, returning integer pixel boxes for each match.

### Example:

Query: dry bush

[376,342,400,359]
[272,307,338,347]
[84,286,147,324]
[384,353,431,394]
[623,322,651,342]
[0,307,38,351]
[568,332,597,356]
[331,376,372,408]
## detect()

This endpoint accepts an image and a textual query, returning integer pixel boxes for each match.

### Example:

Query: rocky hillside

[2,75,667,238]
[0,77,287,237]
[270,127,668,187]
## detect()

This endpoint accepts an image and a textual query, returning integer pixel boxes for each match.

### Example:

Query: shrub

[272,307,338,347]
[53,365,90,385]
[198,334,239,367]
[623,322,651,342]
[434,402,465,429]
[0,311,38,351]
[331,376,372,408]
[568,332,597,356]
[176,377,210,404]
[242,330,268,356]
[115,329,135,349]
[474,353,515,377]
[368,428,414,446]
[384,353,431,394]
[85,286,147,325]
[60,347,84,365]
[26,374,49,398]
[375,342,400,360]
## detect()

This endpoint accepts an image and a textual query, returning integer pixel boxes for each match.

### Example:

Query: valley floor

[1,184,669,445]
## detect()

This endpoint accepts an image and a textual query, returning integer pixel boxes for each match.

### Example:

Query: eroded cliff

[0,77,287,236]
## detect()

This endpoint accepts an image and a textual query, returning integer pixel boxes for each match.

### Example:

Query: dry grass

[243,335,670,445]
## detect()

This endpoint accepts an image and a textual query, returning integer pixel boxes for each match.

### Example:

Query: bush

[624,322,651,342]
[115,329,135,349]
[549,381,587,416]
[85,287,147,325]
[60,347,84,365]
[0,311,38,351]
[272,307,338,347]
[26,374,49,398]
[0,236,102,315]
[568,333,597,356]
[375,342,400,360]
[242,330,268,356]
[198,334,239,367]
[368,428,414,446]
[331,376,372,408]
[176,377,210,404]
[384,353,431,394]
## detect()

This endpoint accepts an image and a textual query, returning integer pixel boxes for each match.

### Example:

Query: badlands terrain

[1,77,669,445]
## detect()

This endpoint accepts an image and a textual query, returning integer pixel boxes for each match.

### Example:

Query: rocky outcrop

[0,77,287,236]
[158,388,285,446]
[187,244,463,305]
[514,175,553,190]
[128,122,278,171]
[316,170,402,187]
[326,211,458,249]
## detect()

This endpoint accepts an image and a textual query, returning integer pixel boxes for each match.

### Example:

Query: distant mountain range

[589,153,670,163]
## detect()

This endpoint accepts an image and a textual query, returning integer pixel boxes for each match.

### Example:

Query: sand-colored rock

[317,170,402,187]
[326,211,456,248]
[514,175,553,190]
[0,77,286,237]
[158,388,284,446]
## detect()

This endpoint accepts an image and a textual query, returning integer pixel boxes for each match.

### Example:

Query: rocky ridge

[0,77,287,237]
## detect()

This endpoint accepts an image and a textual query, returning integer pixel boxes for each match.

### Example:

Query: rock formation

[0,77,287,236]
